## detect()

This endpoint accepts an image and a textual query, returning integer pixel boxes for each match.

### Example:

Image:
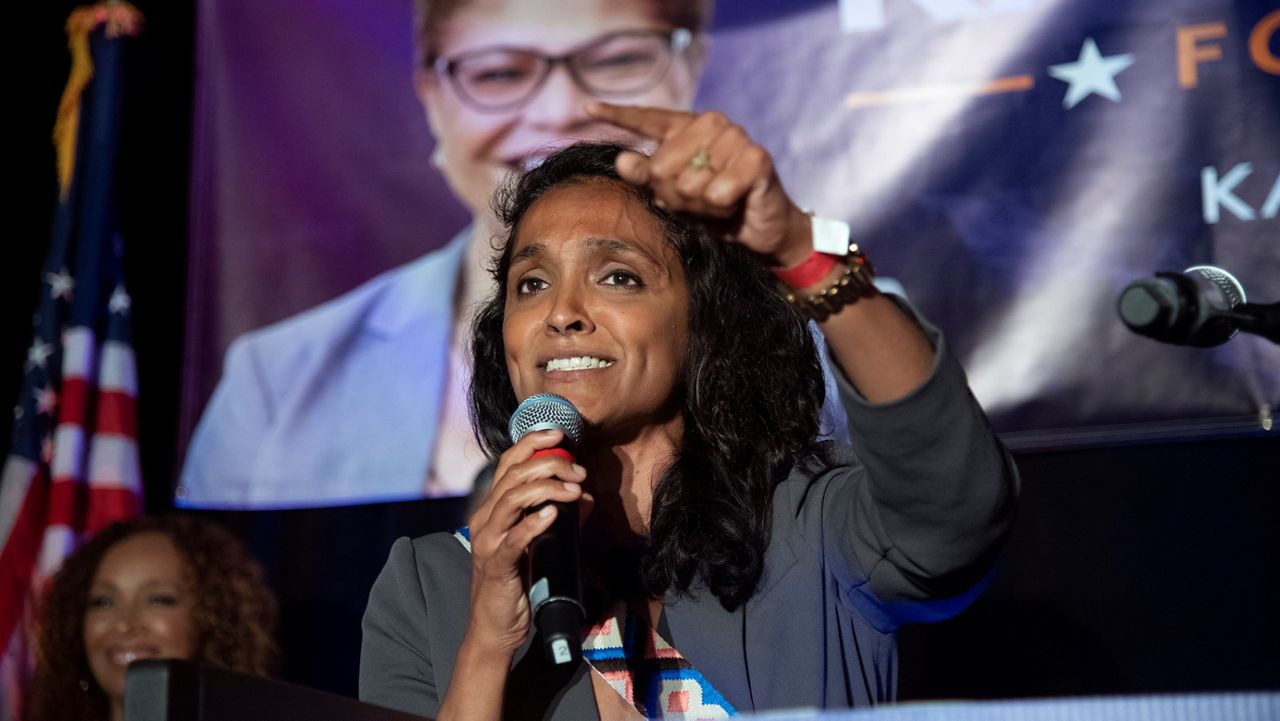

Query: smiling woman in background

[26,516,277,721]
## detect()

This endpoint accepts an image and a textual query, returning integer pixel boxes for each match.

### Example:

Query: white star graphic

[108,285,132,315]
[35,386,59,416]
[27,340,55,370]
[1048,38,1135,110]
[46,268,75,301]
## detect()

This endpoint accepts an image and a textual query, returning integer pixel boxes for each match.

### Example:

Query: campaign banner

[180,0,1278,506]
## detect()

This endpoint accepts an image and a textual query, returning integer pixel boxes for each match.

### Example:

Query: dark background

[7,0,1278,705]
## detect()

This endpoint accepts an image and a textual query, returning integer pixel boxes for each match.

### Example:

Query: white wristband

[809,215,851,256]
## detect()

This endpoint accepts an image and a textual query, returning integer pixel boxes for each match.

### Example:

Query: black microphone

[1118,265,1280,347]
[508,393,585,667]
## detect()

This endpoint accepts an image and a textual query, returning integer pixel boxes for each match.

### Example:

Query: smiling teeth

[113,651,142,665]
[546,356,612,372]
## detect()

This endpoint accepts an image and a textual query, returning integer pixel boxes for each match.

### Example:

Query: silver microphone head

[1118,265,1251,347]
[509,393,583,446]
[1184,265,1247,308]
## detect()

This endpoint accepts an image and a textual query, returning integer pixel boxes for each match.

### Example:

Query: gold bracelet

[779,248,877,322]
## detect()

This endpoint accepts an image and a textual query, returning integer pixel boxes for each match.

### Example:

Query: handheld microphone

[1117,265,1280,347]
[508,393,585,667]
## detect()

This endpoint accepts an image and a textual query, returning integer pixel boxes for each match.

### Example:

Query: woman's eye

[87,595,114,610]
[602,270,642,287]
[516,277,548,295]
[585,50,655,72]
[468,65,530,87]
[148,594,179,606]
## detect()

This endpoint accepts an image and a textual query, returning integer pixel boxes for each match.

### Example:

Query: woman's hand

[587,101,813,269]
[462,429,588,657]
[590,100,935,402]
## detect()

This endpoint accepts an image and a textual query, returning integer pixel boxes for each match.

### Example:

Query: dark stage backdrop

[7,0,1279,710]
[898,436,1280,699]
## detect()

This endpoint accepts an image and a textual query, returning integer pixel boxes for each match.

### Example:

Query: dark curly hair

[26,514,279,721]
[469,142,825,610]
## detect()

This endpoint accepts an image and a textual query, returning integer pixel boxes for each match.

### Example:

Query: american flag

[0,5,144,719]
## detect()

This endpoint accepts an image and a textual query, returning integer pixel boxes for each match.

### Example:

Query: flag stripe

[33,525,76,583]
[85,488,141,536]
[60,326,96,379]
[49,424,85,482]
[52,379,90,427]
[100,340,138,394]
[96,390,138,437]
[2,621,34,721]
[87,435,142,490]
[0,458,38,551]
[43,481,85,529]
[50,382,137,436]
[0,467,49,656]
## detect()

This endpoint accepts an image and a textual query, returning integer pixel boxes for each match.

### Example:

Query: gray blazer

[360,325,1018,719]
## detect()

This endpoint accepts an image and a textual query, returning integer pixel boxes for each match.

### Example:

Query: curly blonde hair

[26,514,279,721]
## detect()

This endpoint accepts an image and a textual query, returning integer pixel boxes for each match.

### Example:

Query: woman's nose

[113,608,139,634]
[521,64,595,131]
[544,286,595,335]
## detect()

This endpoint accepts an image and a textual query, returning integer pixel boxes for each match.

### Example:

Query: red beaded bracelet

[772,251,838,289]
[779,250,878,322]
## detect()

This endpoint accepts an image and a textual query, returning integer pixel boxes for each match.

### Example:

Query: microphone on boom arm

[1117,265,1279,347]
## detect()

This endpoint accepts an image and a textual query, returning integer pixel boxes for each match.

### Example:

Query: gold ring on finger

[689,147,711,171]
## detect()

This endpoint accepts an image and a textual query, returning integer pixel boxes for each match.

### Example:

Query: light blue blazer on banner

[177,229,876,510]
[177,232,471,509]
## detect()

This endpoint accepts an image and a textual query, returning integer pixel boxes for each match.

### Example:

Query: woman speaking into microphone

[361,104,1018,720]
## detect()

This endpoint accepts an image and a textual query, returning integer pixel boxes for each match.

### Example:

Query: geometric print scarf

[582,599,736,719]
[453,529,735,719]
